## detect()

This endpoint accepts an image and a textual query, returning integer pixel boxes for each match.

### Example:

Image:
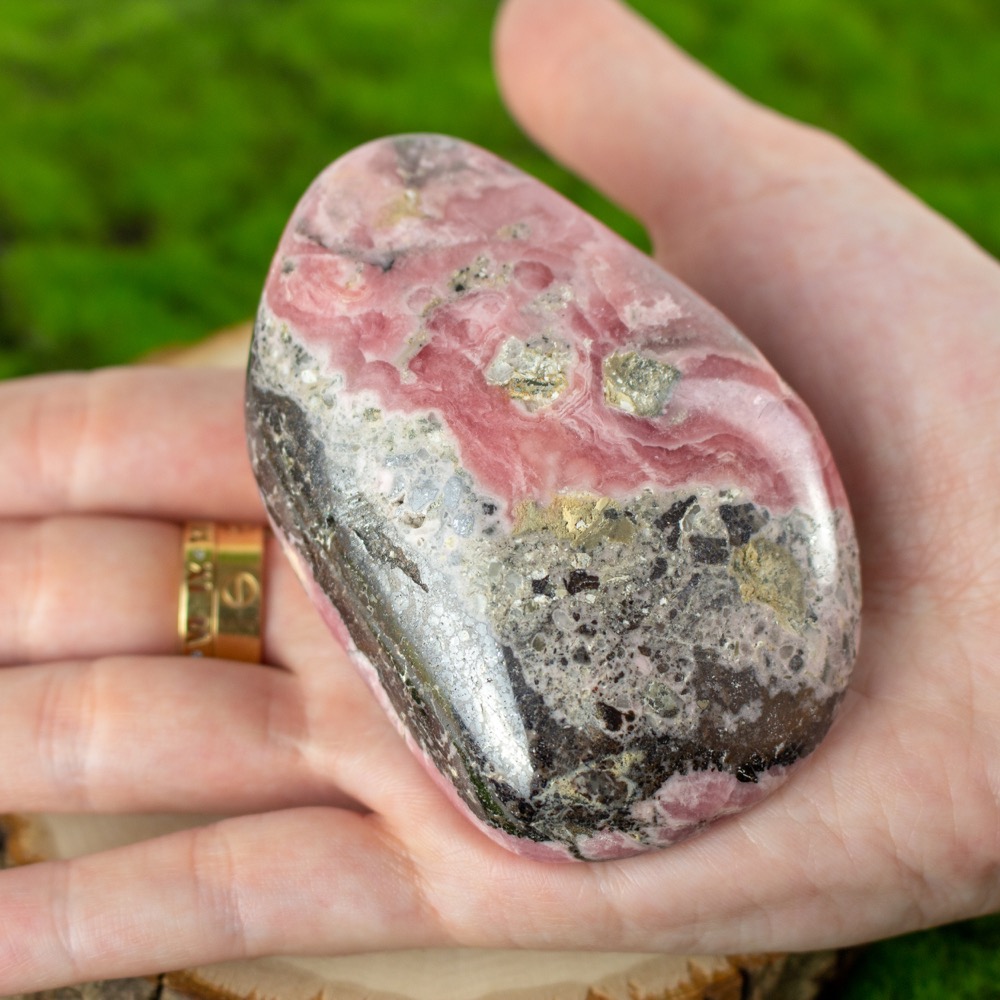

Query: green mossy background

[2,2,999,994]
[2,0,999,378]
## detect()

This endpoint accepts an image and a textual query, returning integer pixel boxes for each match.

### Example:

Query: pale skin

[2,0,999,989]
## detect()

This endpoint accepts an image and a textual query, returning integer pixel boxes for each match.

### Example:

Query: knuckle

[52,862,82,977]
[367,817,448,947]
[35,662,100,810]
[188,824,252,958]
[0,521,43,665]
[29,373,93,512]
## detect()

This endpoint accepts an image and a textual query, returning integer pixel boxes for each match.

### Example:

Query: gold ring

[178,522,265,662]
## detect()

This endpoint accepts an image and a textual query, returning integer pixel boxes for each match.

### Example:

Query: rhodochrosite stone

[246,135,861,861]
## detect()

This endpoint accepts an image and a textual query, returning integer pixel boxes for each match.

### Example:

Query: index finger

[0,367,264,520]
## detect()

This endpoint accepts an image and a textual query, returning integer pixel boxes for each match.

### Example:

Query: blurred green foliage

[843,913,1000,1000]
[1,1,999,993]
[1,0,999,377]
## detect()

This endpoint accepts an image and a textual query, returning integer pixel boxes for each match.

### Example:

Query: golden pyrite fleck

[603,350,680,417]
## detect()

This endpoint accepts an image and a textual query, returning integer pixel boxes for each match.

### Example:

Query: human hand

[2,0,1000,989]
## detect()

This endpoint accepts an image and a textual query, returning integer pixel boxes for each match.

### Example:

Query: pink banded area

[263,136,847,519]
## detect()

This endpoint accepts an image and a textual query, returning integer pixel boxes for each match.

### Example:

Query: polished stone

[246,135,861,861]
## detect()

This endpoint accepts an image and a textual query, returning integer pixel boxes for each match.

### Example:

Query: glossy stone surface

[246,135,861,861]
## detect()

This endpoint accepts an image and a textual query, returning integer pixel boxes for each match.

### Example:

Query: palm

[3,0,999,989]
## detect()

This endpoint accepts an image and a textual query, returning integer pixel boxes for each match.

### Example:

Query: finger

[0,367,263,520]
[496,0,811,238]
[0,657,371,814]
[0,517,181,665]
[0,516,303,667]
[0,797,750,994]
[0,808,442,991]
